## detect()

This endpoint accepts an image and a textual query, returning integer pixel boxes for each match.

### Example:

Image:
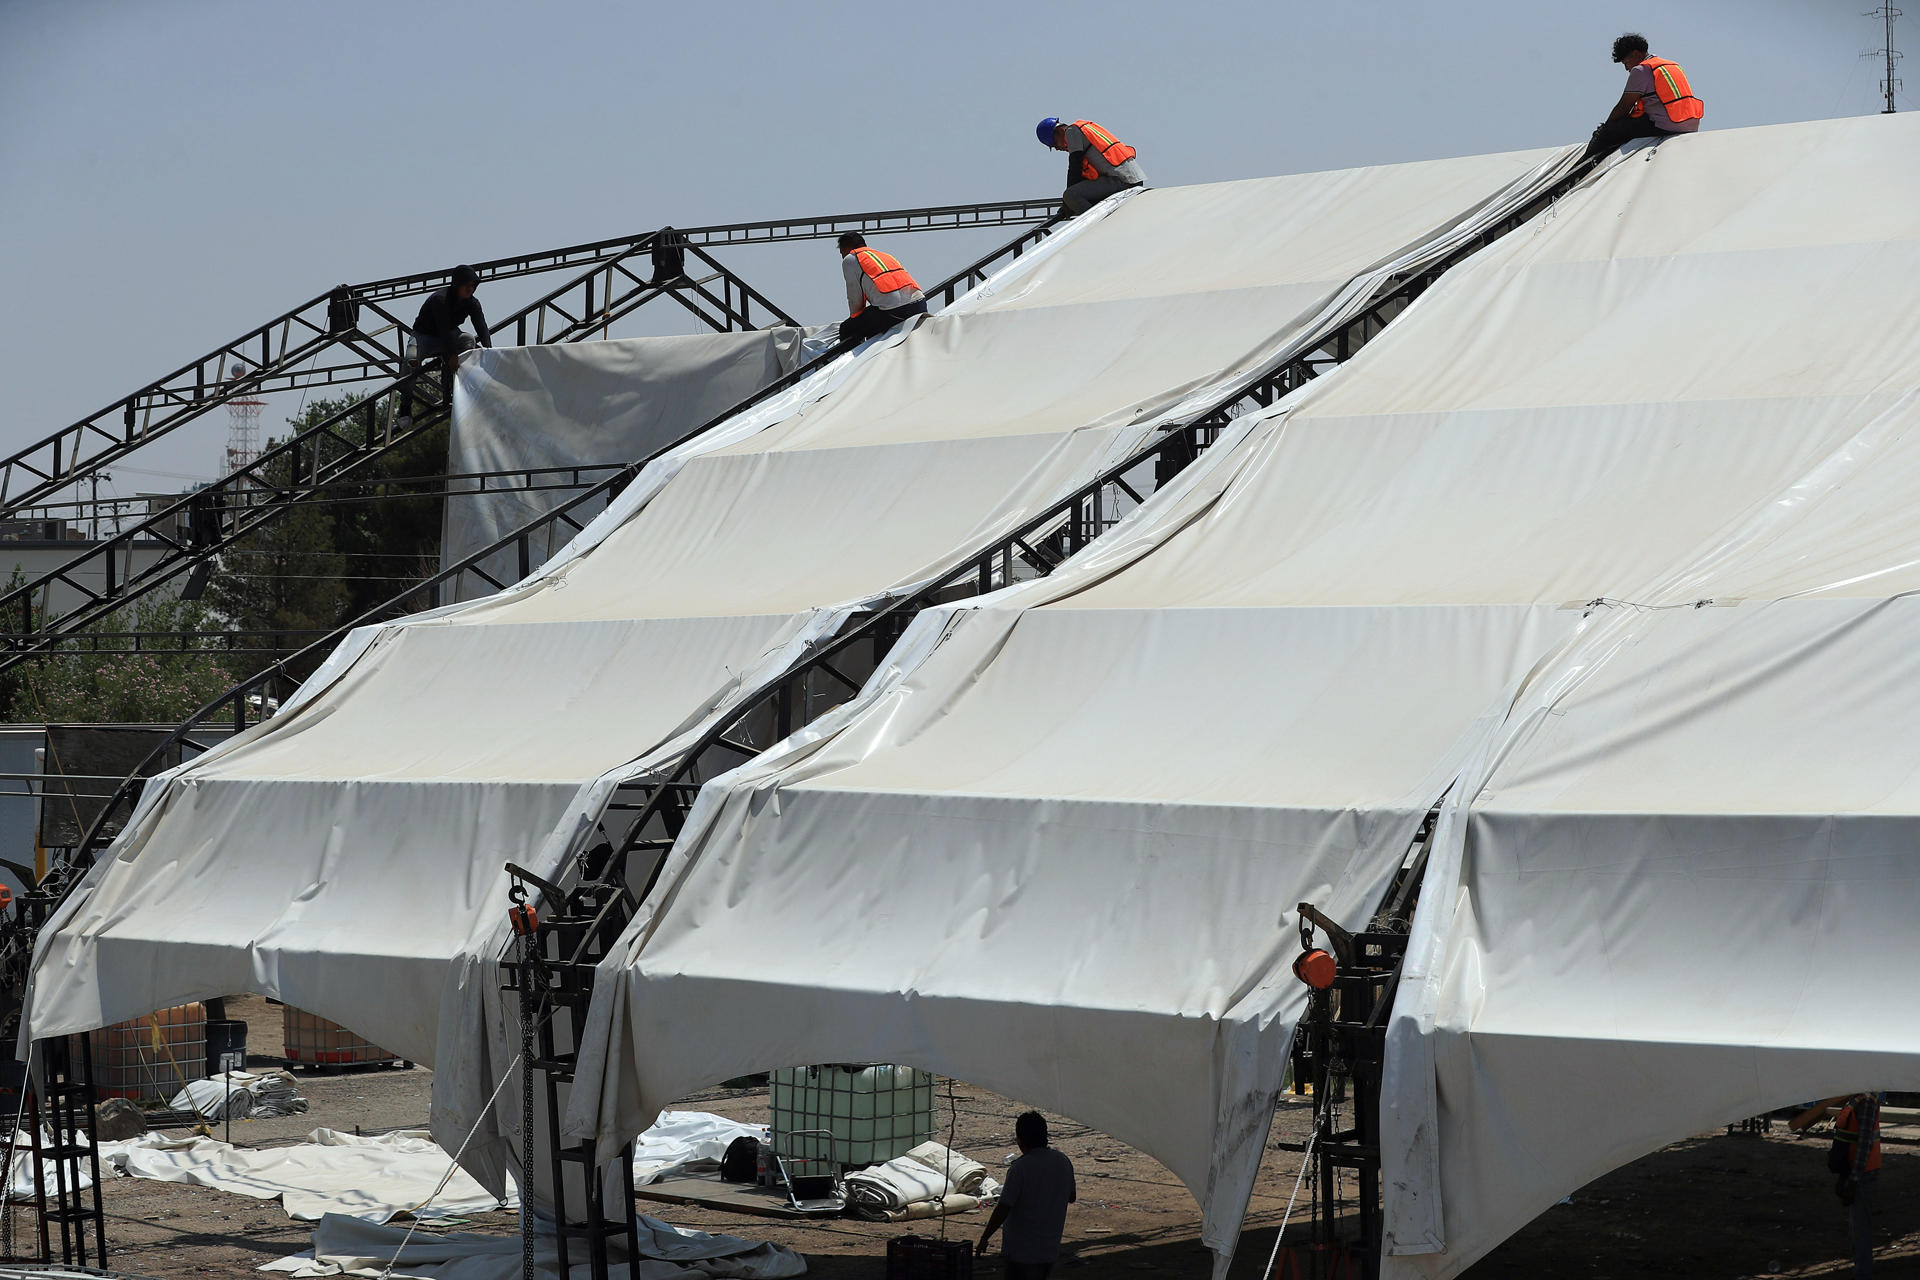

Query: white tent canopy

[27,144,1567,1200]
[564,113,1920,1278]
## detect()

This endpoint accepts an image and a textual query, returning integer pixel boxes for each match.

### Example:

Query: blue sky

[0,0,1896,494]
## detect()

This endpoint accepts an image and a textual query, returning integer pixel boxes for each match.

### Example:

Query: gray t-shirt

[1625,62,1700,133]
[1059,123,1146,186]
[1000,1145,1076,1264]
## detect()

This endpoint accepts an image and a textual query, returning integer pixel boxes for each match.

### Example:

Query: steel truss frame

[0,199,1054,517]
[0,240,803,677]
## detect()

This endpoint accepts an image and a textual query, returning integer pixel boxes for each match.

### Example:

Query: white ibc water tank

[769,1064,935,1168]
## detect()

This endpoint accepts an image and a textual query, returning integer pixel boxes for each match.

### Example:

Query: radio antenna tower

[223,361,266,480]
[1869,6,1903,112]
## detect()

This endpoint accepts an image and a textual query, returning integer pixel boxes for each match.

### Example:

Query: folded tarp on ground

[260,1211,805,1279]
[443,330,805,599]
[563,112,1920,1280]
[26,143,1569,1207]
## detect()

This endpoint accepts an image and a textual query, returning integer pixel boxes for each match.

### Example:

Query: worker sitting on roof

[411,264,493,366]
[836,233,927,349]
[399,264,493,428]
[1580,33,1704,164]
[1038,117,1145,217]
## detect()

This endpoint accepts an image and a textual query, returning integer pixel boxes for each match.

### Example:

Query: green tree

[1,584,238,724]
[204,394,448,682]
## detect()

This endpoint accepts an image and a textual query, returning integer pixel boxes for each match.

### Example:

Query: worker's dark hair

[1611,32,1649,62]
[837,231,867,251]
[451,263,480,289]
[1015,1111,1049,1147]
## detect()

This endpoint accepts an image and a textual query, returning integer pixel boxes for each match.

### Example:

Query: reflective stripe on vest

[850,249,919,317]
[1836,1101,1884,1173]
[1628,56,1704,123]
[1073,119,1136,182]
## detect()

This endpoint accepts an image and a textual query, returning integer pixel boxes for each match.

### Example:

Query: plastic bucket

[206,1019,248,1076]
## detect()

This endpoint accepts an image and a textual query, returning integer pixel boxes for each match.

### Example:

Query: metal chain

[519,932,538,1280]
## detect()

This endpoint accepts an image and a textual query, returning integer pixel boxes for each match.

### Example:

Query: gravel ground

[52,996,1920,1279]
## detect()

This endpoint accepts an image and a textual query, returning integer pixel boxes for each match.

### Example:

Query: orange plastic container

[280,1006,400,1067]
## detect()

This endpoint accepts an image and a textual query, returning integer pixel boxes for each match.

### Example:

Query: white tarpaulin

[27,144,1569,1205]
[443,330,803,600]
[1371,112,1920,1277]
[563,111,1920,1280]
[261,1211,805,1279]
[97,1128,513,1222]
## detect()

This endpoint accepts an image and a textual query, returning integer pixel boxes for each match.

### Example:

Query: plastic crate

[88,1003,205,1102]
[281,1006,401,1066]
[886,1235,973,1280]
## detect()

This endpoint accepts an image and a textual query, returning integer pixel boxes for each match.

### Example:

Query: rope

[1258,1127,1319,1280]
[376,1045,528,1280]
[0,1041,37,1249]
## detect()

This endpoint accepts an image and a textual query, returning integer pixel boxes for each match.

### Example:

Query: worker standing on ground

[978,1111,1076,1279]
[1580,33,1704,164]
[401,264,492,427]
[835,232,927,348]
[1038,117,1145,216]
[1790,1091,1882,1277]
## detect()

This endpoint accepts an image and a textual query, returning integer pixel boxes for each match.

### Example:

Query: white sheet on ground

[259,1211,805,1280]
[630,1109,765,1184]
[97,1128,513,1222]
[443,330,803,599]
[563,110,1920,1280]
[26,143,1570,1210]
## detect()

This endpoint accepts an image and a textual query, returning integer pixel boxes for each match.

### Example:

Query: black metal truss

[0,198,1054,517]
[0,241,827,675]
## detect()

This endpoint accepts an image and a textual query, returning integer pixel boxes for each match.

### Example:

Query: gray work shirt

[842,250,925,315]
[1059,122,1146,186]
[1000,1145,1076,1264]
[1625,62,1700,133]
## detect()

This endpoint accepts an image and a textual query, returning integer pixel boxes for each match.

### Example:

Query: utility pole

[1868,6,1903,113]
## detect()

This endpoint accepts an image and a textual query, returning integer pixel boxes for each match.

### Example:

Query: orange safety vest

[1836,1099,1883,1173]
[848,248,919,317]
[1628,56,1704,124]
[1072,119,1136,182]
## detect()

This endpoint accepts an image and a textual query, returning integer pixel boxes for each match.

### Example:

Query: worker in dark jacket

[400,264,491,427]
[411,264,492,364]
[1037,117,1145,216]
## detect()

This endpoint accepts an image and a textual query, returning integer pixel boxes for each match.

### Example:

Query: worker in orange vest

[1037,117,1146,216]
[1581,33,1705,164]
[1790,1091,1883,1277]
[835,232,927,349]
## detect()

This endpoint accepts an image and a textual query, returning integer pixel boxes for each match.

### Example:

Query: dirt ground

[69,996,1920,1279]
